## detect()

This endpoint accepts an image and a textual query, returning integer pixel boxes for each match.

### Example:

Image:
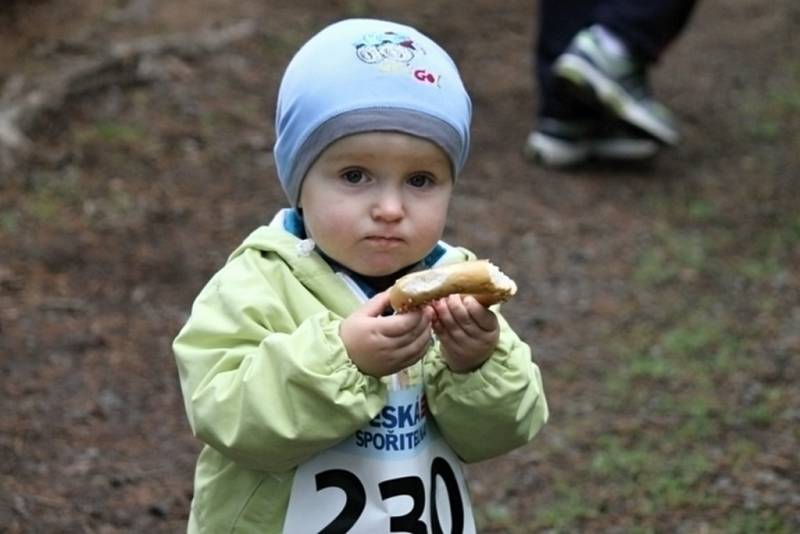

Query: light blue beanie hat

[274,18,472,207]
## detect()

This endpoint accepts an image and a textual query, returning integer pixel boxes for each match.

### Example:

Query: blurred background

[1,1,798,532]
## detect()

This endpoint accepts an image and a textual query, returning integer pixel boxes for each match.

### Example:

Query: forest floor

[1,1,798,532]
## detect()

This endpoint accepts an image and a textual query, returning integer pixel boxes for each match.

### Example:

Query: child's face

[300,132,454,277]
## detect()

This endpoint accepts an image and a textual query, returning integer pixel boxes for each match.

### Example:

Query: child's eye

[408,174,433,188]
[341,169,365,184]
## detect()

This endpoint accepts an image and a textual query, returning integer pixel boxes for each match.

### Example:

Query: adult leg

[536,0,699,112]
[549,0,700,144]
[596,0,698,63]
[535,0,599,120]
[527,0,660,167]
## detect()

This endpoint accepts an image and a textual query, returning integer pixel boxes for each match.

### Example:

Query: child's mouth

[365,236,404,247]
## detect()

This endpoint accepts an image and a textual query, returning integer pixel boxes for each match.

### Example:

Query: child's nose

[371,190,404,221]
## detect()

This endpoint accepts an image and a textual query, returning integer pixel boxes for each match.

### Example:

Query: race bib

[283,384,476,533]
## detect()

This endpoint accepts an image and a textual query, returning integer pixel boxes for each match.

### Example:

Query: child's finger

[441,294,482,335]
[403,324,434,360]
[431,297,455,327]
[359,290,393,318]
[381,308,430,339]
[433,297,471,342]
[463,296,499,331]
[446,294,474,327]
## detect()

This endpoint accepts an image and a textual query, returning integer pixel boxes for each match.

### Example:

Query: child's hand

[340,291,434,378]
[431,294,500,373]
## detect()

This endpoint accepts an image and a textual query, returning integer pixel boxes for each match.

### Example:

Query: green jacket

[173,220,548,533]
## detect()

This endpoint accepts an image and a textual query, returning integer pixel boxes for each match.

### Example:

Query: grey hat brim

[287,107,466,207]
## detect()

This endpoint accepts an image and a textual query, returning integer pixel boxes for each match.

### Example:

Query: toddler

[173,18,548,533]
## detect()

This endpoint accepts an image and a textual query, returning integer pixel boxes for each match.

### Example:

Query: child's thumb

[360,290,393,317]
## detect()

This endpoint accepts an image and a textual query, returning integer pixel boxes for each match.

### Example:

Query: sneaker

[553,26,680,145]
[524,117,660,168]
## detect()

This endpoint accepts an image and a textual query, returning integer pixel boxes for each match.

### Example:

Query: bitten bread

[389,260,517,312]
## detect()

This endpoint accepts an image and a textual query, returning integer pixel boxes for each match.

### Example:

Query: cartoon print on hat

[353,30,441,86]
[354,31,418,64]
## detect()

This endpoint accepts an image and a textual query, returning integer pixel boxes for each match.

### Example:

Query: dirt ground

[1,1,798,532]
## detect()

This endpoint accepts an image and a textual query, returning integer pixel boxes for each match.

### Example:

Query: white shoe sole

[554,54,680,145]
[525,131,659,168]
[524,131,589,167]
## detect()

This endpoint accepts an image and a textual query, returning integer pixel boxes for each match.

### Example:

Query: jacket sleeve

[172,251,387,472]
[422,312,548,463]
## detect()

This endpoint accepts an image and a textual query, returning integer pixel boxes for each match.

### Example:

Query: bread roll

[389,260,517,312]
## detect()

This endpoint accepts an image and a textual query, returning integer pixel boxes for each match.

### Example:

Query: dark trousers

[536,0,698,119]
